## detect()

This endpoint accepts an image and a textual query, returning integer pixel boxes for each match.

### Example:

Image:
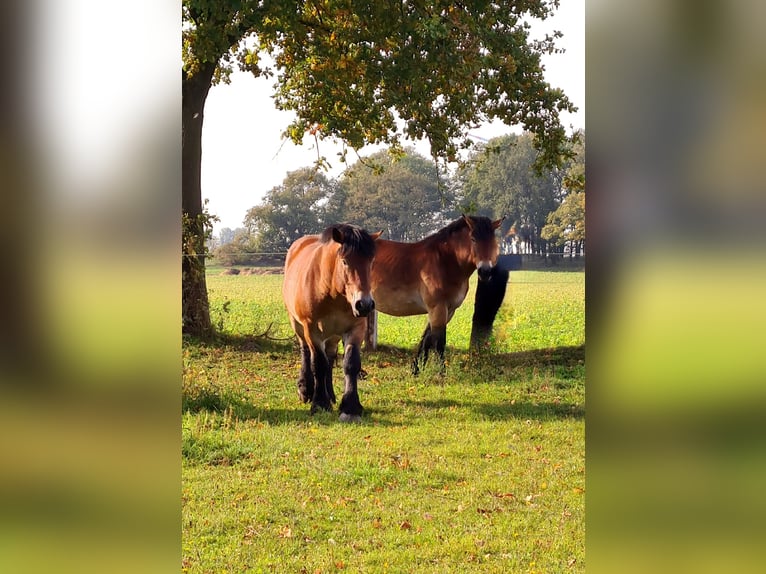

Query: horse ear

[331,227,343,244]
[492,216,506,230]
[370,230,383,241]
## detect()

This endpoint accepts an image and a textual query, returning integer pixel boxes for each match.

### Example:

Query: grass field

[183,269,585,573]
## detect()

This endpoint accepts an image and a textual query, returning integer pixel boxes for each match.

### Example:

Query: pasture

[183,268,585,573]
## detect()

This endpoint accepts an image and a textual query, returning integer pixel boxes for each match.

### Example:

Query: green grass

[183,270,585,573]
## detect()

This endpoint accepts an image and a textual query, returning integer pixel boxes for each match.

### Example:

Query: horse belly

[452,285,468,309]
[316,315,354,338]
[373,286,427,317]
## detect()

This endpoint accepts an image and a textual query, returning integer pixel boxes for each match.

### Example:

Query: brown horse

[283,224,382,421]
[371,214,504,373]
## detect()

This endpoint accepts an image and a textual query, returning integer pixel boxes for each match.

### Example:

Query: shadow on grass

[391,345,585,422]
[473,400,584,420]
[474,344,585,369]
[183,340,584,425]
[369,343,584,367]
[184,332,296,355]
[183,386,401,427]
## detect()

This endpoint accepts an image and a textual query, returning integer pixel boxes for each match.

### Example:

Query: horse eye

[341,258,349,266]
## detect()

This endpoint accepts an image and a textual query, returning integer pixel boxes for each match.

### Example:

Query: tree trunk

[182,64,216,337]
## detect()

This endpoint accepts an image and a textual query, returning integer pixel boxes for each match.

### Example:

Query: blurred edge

[2,0,766,573]
[587,1,766,573]
[0,2,180,573]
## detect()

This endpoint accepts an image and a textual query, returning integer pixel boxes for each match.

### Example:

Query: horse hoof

[339,412,362,423]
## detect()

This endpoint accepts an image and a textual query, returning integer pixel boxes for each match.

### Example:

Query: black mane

[320,223,377,258]
[430,215,496,242]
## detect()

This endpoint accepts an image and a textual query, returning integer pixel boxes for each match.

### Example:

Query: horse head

[327,224,383,317]
[462,214,505,281]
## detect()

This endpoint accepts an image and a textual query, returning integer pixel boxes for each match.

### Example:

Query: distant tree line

[212,131,584,266]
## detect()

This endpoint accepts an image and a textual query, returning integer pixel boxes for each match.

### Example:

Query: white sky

[202,1,584,232]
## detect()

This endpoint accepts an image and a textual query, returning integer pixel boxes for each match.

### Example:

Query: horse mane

[320,223,377,258]
[429,215,496,242]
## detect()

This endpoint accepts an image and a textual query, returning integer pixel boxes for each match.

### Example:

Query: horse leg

[300,326,333,414]
[290,317,314,403]
[324,337,340,405]
[427,304,449,374]
[297,338,314,403]
[309,346,333,413]
[339,324,366,422]
[431,325,447,373]
[412,323,432,375]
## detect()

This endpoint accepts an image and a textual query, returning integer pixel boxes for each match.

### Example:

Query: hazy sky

[201,1,584,232]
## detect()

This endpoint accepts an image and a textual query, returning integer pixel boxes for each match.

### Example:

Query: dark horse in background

[283,224,382,421]
[370,214,504,374]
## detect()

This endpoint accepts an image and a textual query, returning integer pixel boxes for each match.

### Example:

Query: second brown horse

[371,214,504,373]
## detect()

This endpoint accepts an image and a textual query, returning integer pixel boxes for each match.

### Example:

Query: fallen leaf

[399,520,411,530]
[278,526,292,538]
[494,492,515,499]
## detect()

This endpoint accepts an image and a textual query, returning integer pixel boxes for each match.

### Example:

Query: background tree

[540,191,585,255]
[456,132,564,254]
[542,130,585,255]
[339,150,451,241]
[183,0,577,335]
[211,229,255,266]
[244,168,336,253]
[218,227,238,245]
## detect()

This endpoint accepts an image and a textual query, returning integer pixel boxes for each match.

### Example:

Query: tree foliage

[541,130,585,250]
[211,229,254,266]
[265,1,576,170]
[540,190,584,247]
[338,150,451,241]
[244,168,337,253]
[184,1,575,165]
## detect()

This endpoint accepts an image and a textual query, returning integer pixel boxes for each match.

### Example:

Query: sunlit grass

[183,269,585,573]
[206,270,585,353]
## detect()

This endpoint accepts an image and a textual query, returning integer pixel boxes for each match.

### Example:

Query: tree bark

[182,64,217,337]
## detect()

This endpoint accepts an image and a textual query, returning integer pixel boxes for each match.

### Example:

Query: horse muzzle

[477,261,493,281]
[353,296,375,317]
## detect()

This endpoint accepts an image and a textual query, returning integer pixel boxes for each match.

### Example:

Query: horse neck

[447,229,477,277]
[319,244,344,297]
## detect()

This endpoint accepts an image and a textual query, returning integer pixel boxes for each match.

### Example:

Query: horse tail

[470,264,510,350]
